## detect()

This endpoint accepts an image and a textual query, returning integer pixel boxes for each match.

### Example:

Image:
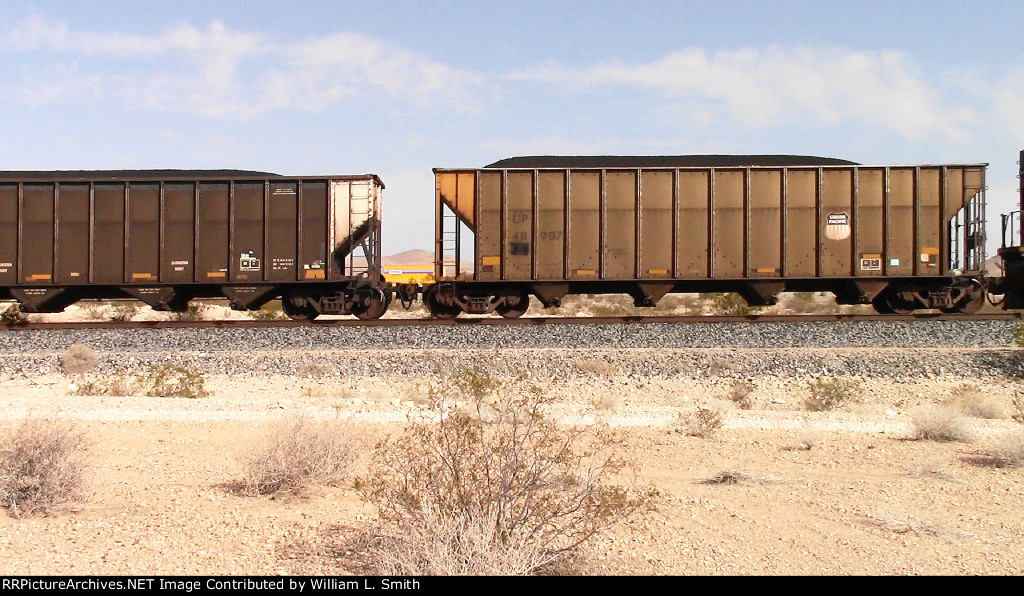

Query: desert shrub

[238,416,361,497]
[861,511,943,536]
[360,368,656,575]
[677,406,724,438]
[83,302,108,320]
[575,358,621,376]
[726,379,755,409]
[372,506,553,575]
[593,393,621,412]
[1,303,28,327]
[59,344,100,375]
[586,295,634,317]
[951,384,1008,419]
[701,470,750,485]
[905,458,961,482]
[651,294,700,314]
[1009,390,1024,424]
[975,429,1024,468]
[910,405,973,443]
[0,419,90,517]
[71,365,207,398]
[706,293,753,316]
[170,303,203,321]
[71,373,135,397]
[145,365,208,398]
[108,303,138,322]
[251,301,286,320]
[803,377,861,411]
[1013,324,1024,348]
[295,362,332,379]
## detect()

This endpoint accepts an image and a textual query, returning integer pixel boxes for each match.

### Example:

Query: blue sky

[1,0,1022,254]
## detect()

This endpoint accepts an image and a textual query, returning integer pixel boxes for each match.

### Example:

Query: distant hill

[985,255,1004,277]
[381,249,434,267]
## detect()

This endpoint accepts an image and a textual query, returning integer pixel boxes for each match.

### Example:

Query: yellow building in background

[383,266,435,285]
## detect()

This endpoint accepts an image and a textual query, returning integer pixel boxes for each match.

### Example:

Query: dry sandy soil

[1,366,1024,576]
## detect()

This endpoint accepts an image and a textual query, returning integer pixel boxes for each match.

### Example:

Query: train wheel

[958,292,985,314]
[942,282,985,314]
[873,288,914,314]
[424,286,461,319]
[496,290,530,319]
[354,288,389,321]
[871,295,894,314]
[886,295,915,314]
[282,295,319,320]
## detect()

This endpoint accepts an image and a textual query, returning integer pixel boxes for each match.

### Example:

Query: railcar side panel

[820,169,853,277]
[749,169,782,277]
[887,169,914,276]
[267,181,298,282]
[55,183,89,284]
[299,181,328,280]
[919,168,942,275]
[676,170,709,277]
[605,171,636,279]
[640,170,673,279]
[232,182,264,282]
[504,171,532,280]
[784,169,817,277]
[568,171,600,280]
[857,169,884,278]
[127,183,160,283]
[0,185,18,285]
[197,182,230,282]
[22,184,55,284]
[476,171,501,281]
[93,184,125,284]
[163,183,195,284]
[712,170,744,278]
[537,171,566,280]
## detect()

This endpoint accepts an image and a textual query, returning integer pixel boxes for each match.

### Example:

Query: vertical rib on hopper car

[0,170,389,320]
[427,156,988,317]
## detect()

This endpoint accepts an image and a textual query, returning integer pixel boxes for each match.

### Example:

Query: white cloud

[0,16,480,116]
[2,14,263,60]
[253,32,481,113]
[510,47,977,143]
[992,68,1024,142]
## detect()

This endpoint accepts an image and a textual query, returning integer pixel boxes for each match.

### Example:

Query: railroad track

[2,312,1020,330]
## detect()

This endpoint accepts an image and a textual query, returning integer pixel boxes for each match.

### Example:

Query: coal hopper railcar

[422,155,989,317]
[0,170,390,319]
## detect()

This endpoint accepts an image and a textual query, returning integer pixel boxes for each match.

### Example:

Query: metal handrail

[1003,210,1022,248]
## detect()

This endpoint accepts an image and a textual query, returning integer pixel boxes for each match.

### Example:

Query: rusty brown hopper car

[427,156,988,317]
[0,170,390,319]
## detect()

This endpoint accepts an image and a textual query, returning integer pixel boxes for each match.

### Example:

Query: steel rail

[2,312,1020,331]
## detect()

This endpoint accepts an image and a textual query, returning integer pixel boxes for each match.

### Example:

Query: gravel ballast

[0,319,1021,379]
[0,319,1017,352]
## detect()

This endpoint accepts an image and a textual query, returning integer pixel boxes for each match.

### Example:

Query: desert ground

[1,361,1023,576]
